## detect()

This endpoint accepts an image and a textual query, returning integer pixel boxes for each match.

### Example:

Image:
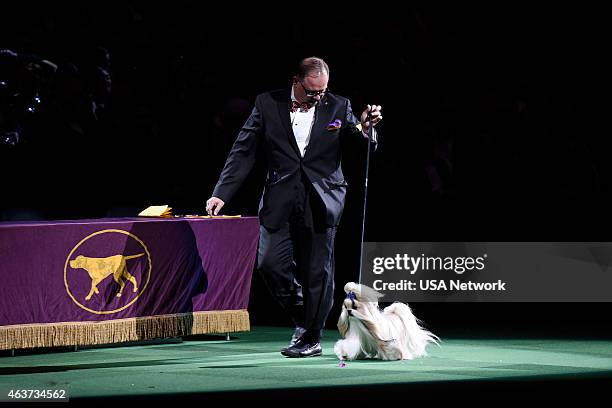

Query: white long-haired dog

[334,282,439,361]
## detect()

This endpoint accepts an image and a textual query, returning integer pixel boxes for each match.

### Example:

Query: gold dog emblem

[70,253,143,301]
[64,229,152,314]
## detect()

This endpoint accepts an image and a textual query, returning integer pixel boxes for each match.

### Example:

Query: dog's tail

[384,302,440,358]
[123,253,145,260]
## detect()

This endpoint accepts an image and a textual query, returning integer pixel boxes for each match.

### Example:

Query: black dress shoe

[280,327,306,353]
[280,336,322,358]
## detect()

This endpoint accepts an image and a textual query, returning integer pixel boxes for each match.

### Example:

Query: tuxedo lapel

[275,89,301,158]
[304,96,334,160]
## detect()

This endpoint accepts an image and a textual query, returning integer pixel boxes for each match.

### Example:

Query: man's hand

[360,104,383,133]
[206,197,225,215]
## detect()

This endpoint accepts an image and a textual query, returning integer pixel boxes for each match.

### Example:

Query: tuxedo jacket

[212,88,375,229]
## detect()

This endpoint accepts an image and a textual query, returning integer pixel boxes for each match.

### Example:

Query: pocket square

[326,119,342,131]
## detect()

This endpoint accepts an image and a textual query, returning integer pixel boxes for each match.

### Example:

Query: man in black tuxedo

[206,57,382,357]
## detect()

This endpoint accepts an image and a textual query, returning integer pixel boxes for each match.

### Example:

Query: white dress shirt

[290,88,316,157]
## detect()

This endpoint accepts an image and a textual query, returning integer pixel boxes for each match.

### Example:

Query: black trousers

[257,173,336,337]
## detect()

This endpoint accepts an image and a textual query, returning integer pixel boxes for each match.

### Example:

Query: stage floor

[1,326,612,402]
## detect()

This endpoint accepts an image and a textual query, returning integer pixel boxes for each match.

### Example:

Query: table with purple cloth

[0,216,259,350]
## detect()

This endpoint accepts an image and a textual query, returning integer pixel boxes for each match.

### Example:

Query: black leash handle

[358,111,374,284]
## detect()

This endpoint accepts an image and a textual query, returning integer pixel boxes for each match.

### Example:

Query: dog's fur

[70,254,142,301]
[334,282,439,360]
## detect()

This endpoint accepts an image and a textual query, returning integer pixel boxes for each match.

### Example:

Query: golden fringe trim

[0,310,250,351]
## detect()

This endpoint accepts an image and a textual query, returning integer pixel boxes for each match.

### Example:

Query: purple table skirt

[0,217,260,326]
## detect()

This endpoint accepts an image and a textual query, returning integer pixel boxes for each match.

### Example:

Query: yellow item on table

[138,205,173,217]
[183,215,242,219]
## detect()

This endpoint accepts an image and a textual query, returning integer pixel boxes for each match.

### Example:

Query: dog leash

[358,111,375,284]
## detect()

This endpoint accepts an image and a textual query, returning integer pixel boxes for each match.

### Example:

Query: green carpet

[1,326,612,400]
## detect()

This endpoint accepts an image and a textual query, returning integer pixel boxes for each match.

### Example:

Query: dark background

[2,2,611,338]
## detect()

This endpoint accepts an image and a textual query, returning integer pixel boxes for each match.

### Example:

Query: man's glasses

[299,81,328,97]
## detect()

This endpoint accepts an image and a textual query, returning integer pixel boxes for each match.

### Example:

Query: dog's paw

[334,341,348,361]
[334,338,362,361]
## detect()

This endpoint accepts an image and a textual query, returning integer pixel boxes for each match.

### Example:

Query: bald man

[206,57,382,357]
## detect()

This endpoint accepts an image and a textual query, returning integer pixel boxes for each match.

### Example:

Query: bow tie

[291,100,312,113]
